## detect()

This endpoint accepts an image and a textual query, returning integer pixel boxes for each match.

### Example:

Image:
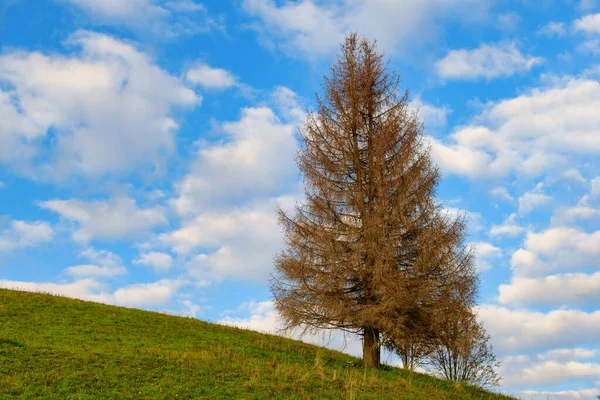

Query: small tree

[384,336,431,371]
[428,311,501,388]
[271,33,477,369]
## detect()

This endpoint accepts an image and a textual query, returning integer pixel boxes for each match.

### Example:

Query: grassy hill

[0,289,515,399]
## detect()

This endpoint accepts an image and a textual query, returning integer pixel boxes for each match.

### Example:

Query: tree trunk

[362,327,380,369]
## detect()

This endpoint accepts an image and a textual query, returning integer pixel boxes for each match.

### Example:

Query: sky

[0,0,599,398]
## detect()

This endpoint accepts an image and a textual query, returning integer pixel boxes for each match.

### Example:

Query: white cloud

[0,30,199,178]
[161,199,284,281]
[66,264,126,277]
[0,277,187,308]
[499,348,600,390]
[469,241,502,272]
[574,13,600,34]
[562,168,586,183]
[490,186,514,202]
[134,252,174,272]
[430,77,600,178]
[498,271,600,307]
[435,42,542,80]
[65,248,127,278]
[409,97,451,130]
[242,0,493,58]
[490,223,525,237]
[537,21,567,37]
[186,62,237,90]
[111,279,186,307]
[479,305,600,355]
[60,0,223,36]
[39,196,167,242]
[0,220,54,252]
[511,227,600,276]
[170,106,297,215]
[0,278,108,301]
[520,388,600,400]
[428,136,492,178]
[506,360,600,387]
[577,39,600,55]
[518,183,551,215]
[220,300,281,333]
[551,198,599,225]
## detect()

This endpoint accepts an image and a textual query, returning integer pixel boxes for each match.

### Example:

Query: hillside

[0,289,515,399]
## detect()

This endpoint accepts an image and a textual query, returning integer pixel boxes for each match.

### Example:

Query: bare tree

[271,33,478,369]
[428,311,501,388]
[385,337,431,371]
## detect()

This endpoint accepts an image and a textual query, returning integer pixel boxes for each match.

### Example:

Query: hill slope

[0,289,514,399]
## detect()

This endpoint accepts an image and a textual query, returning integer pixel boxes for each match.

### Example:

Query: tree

[270,33,477,369]
[384,337,431,371]
[427,311,501,388]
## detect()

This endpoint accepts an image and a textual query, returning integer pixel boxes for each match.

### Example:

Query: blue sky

[1,0,600,397]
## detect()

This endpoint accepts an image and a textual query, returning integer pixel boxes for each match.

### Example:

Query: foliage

[271,33,477,369]
[427,312,501,388]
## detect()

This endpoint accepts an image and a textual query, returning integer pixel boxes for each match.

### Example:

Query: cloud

[429,76,600,178]
[519,388,600,400]
[551,196,599,225]
[220,300,281,333]
[536,21,567,37]
[186,62,238,90]
[428,136,492,178]
[469,241,502,272]
[498,271,600,307]
[489,223,525,237]
[479,305,600,355]
[110,279,186,307]
[501,350,600,388]
[0,30,199,178]
[242,0,493,59]
[409,97,451,130]
[170,106,297,215]
[161,199,285,281]
[134,251,174,272]
[60,0,224,36]
[490,186,514,202]
[39,196,167,242]
[577,39,600,55]
[574,12,600,34]
[511,227,600,276]
[562,168,586,183]
[0,277,187,308]
[0,220,54,252]
[518,183,551,215]
[65,248,127,278]
[435,42,543,80]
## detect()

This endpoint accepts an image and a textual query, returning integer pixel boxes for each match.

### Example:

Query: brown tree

[271,33,478,369]
[427,311,501,388]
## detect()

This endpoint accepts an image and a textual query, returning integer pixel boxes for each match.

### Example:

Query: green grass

[0,289,515,399]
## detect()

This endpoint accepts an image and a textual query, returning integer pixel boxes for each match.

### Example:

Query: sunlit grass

[0,289,515,399]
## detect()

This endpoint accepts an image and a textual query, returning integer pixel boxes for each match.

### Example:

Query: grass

[0,289,516,399]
